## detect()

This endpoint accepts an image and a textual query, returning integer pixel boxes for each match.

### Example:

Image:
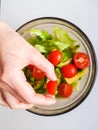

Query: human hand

[0,21,57,109]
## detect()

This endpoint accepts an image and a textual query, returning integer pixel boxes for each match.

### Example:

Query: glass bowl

[16,17,97,116]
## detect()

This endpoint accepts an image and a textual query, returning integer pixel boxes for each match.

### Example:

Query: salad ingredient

[57,50,73,67]
[32,79,45,90]
[32,66,45,79]
[71,81,79,91]
[61,63,77,78]
[46,80,58,95]
[71,44,80,53]
[74,52,90,69]
[28,29,52,41]
[54,26,76,48]
[27,64,34,70]
[48,50,62,65]
[27,26,77,54]
[58,83,73,98]
[65,69,86,84]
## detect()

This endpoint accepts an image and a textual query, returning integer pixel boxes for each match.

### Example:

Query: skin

[0,21,57,109]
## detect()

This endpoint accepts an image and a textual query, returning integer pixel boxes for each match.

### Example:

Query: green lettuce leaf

[28,29,52,41]
[57,50,73,67]
[34,44,47,53]
[53,26,76,48]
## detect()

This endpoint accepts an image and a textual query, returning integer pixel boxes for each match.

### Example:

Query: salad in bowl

[23,26,90,98]
[17,17,96,116]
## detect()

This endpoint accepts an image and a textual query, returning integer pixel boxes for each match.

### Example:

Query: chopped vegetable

[61,63,77,78]
[48,50,62,65]
[28,29,52,41]
[54,26,76,48]
[74,52,90,69]
[32,66,45,79]
[46,80,58,95]
[65,69,87,84]
[58,83,73,98]
[57,50,73,67]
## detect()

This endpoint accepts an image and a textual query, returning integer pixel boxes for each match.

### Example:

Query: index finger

[29,46,57,81]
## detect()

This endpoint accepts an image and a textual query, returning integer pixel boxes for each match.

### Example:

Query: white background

[1,0,98,130]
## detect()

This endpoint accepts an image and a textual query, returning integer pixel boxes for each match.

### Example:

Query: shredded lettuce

[34,44,47,53]
[53,26,76,48]
[27,26,77,54]
[57,50,73,67]
[28,29,52,41]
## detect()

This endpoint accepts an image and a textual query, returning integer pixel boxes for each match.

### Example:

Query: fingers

[9,70,56,105]
[2,91,34,109]
[29,47,57,81]
[29,93,56,105]
[0,89,8,107]
[0,70,56,106]
[0,80,26,103]
[9,70,38,104]
[0,81,34,109]
[0,69,35,104]
[0,89,56,109]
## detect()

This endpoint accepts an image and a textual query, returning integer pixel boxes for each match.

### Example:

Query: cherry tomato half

[32,66,45,79]
[27,64,34,70]
[46,80,58,95]
[48,50,62,65]
[58,83,73,98]
[61,63,77,78]
[74,52,90,69]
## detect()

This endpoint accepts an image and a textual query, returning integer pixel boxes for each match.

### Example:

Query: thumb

[10,70,56,105]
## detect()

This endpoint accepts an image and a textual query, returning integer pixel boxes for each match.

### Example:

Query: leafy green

[50,40,69,51]
[71,44,80,53]
[54,26,76,48]
[57,50,73,67]
[27,27,77,54]
[32,78,45,90]
[34,44,47,53]
[28,29,52,41]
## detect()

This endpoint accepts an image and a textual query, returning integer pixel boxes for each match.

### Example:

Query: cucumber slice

[71,81,79,91]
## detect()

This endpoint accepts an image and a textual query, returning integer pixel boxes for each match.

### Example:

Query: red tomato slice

[58,83,73,98]
[27,64,34,70]
[32,66,45,79]
[61,63,77,78]
[46,80,58,95]
[48,50,62,65]
[74,52,90,69]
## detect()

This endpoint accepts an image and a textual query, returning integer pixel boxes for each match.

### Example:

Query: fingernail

[48,99,56,105]
[45,94,56,105]
[45,94,55,98]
